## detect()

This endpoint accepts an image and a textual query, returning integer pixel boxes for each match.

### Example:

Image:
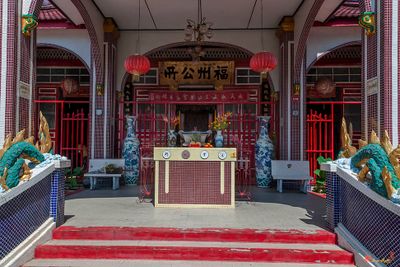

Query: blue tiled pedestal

[50,160,71,227]
[321,163,341,230]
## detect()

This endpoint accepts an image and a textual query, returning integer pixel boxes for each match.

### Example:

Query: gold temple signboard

[159,61,234,90]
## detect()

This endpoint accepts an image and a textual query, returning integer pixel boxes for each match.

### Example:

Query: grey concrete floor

[63,185,328,230]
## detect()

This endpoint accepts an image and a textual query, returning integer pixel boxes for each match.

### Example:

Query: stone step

[34,239,354,264]
[43,239,346,250]
[53,226,337,244]
[24,259,356,267]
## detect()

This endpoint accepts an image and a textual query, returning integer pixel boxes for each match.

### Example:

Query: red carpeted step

[34,243,354,264]
[53,226,336,244]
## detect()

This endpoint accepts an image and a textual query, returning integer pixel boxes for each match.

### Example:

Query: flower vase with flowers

[209,112,232,147]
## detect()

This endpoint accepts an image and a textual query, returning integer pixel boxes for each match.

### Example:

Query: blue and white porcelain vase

[255,116,274,188]
[123,116,140,185]
[215,130,224,147]
[168,129,177,147]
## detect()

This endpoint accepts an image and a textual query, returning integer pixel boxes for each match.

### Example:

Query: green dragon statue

[0,112,52,192]
[340,118,400,202]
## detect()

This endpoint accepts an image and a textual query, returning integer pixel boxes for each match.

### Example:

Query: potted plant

[313,156,332,194]
[65,167,84,190]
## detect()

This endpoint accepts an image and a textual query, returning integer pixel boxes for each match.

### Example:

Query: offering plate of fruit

[188,141,213,148]
[203,142,213,148]
[188,141,201,148]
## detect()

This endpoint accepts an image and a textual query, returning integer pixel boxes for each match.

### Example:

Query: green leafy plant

[313,156,332,193]
[191,133,201,143]
[65,167,84,190]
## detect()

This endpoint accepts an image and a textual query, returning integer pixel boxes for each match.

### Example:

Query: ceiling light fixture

[184,0,214,61]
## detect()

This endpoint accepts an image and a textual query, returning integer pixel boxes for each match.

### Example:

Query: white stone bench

[271,160,312,193]
[84,159,124,190]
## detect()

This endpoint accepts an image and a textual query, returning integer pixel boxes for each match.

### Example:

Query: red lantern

[250,51,277,75]
[124,54,150,81]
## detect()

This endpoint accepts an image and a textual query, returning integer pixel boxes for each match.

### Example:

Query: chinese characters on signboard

[159,61,234,90]
[149,91,249,103]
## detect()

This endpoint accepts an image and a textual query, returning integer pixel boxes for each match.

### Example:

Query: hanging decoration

[124,55,150,81]
[183,0,214,61]
[60,78,79,95]
[358,12,376,36]
[315,76,335,96]
[21,14,38,37]
[250,51,278,75]
[249,0,277,76]
[123,0,150,81]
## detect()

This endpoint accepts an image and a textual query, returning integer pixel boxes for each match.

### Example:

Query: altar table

[154,147,236,208]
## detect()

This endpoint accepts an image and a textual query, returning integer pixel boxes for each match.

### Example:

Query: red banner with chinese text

[148,90,249,103]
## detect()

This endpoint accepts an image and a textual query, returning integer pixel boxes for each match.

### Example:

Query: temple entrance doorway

[305,44,362,182]
[35,46,90,170]
[177,104,216,132]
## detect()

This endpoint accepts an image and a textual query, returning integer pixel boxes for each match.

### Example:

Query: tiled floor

[64,186,328,230]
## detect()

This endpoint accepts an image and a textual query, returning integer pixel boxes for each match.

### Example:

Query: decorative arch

[143,41,254,58]
[306,41,362,72]
[37,43,91,71]
[120,41,275,92]
[26,0,103,84]
[293,0,325,83]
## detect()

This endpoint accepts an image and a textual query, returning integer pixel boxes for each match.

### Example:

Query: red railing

[306,109,334,183]
[61,109,89,169]
[35,100,89,170]
[306,101,361,183]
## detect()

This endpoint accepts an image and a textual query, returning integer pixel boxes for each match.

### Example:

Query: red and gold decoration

[293,84,300,96]
[124,54,151,81]
[250,52,277,76]
[96,83,104,96]
[292,84,300,101]
[60,78,79,95]
[159,61,234,90]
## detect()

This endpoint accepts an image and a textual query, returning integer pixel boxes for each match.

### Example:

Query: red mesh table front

[158,161,231,206]
[154,147,236,208]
